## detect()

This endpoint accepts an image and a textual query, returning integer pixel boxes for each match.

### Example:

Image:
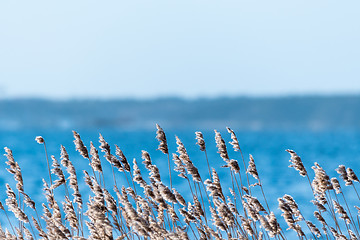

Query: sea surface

[1,128,360,235]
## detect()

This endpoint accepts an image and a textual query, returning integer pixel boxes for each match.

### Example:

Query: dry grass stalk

[0,126,360,240]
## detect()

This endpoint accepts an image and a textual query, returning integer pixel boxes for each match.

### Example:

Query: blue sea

[1,128,360,236]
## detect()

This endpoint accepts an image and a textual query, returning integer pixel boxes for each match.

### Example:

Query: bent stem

[43,141,52,187]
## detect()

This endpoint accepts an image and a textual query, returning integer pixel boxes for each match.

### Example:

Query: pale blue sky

[0,0,359,99]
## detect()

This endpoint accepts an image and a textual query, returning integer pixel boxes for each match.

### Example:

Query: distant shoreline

[0,95,359,131]
[1,93,360,102]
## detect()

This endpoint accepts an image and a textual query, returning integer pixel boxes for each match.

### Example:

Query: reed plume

[0,127,359,240]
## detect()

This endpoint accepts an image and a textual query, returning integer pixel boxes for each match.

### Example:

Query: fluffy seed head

[286,149,307,177]
[73,131,89,159]
[195,131,206,151]
[35,136,44,144]
[156,124,168,154]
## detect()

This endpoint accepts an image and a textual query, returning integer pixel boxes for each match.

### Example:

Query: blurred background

[0,0,360,232]
[0,0,360,131]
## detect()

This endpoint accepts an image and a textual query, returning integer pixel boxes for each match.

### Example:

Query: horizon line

[1,92,360,102]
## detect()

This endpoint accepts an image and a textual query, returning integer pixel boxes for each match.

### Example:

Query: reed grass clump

[1,125,360,240]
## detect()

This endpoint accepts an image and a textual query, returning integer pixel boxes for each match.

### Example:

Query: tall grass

[1,125,360,239]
